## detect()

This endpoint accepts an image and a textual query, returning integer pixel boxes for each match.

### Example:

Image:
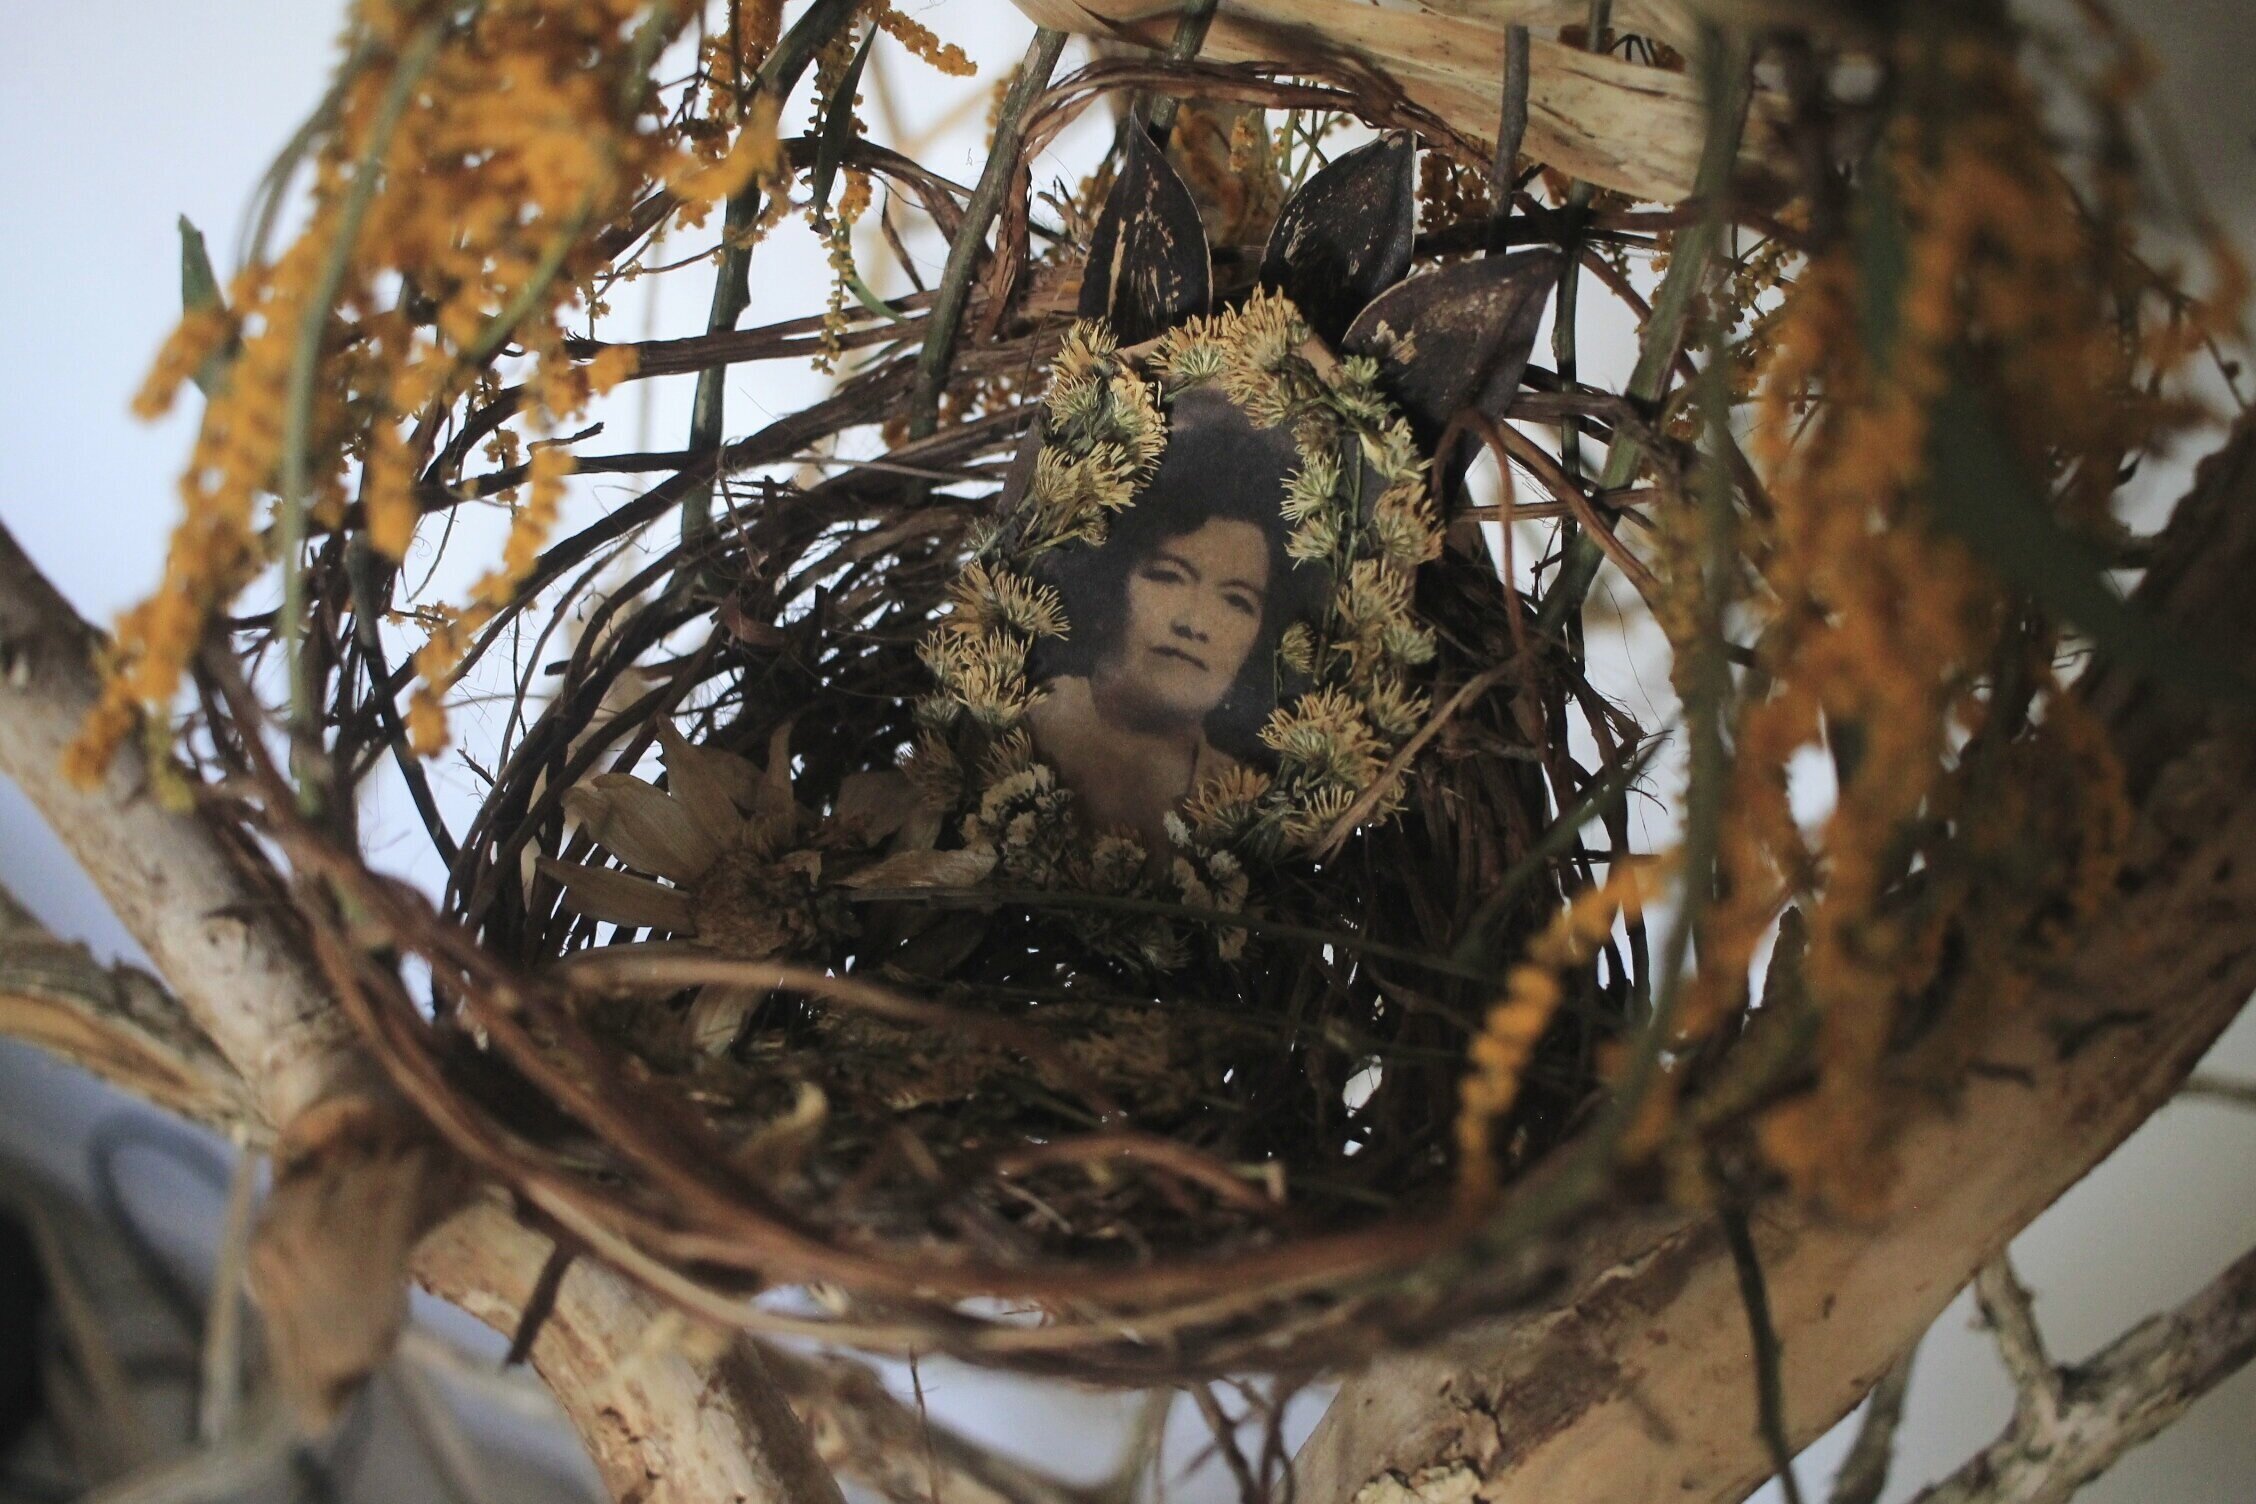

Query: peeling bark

[1294,421,2256,1504]
[416,1204,850,1504]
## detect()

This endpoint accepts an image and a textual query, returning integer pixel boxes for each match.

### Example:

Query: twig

[196,1143,261,1444]
[1490,24,1531,246]
[1828,1343,1917,1504]
[278,17,449,765]
[1908,1243,2256,1504]
[389,1357,500,1504]
[1534,28,1755,637]
[2181,1071,2256,1108]
[1722,1207,1806,1504]
[21,1204,151,1477]
[906,27,1067,441]
[1189,1383,1261,1504]
[680,0,863,555]
[75,1398,295,1504]
[754,1341,1110,1504]
[1141,0,1220,143]
[1973,1254,2066,1429]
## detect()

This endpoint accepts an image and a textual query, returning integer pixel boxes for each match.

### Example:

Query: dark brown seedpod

[1078,128,1212,345]
[1344,248,1563,449]
[1258,132,1419,347]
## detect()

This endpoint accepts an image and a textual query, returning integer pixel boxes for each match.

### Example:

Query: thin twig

[278,17,449,764]
[1142,0,1220,142]
[1490,25,1531,248]
[1829,1343,1917,1504]
[1974,1254,2066,1428]
[1722,1207,1806,1504]
[1535,28,1755,637]
[2181,1072,2256,1108]
[195,1143,260,1445]
[906,26,1067,440]
[1908,1243,2256,1504]
[680,0,864,555]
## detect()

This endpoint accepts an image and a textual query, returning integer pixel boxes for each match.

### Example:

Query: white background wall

[1,3,2248,1500]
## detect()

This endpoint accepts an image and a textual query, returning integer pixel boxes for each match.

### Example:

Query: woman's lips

[1149,643,1209,672]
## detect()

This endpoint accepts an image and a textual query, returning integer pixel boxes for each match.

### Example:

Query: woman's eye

[1142,564,1186,585]
[1224,593,1256,618]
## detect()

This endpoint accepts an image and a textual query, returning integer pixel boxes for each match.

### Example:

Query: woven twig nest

[285,125,1652,1379]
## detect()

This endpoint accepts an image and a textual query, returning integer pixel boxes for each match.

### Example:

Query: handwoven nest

[242,92,1653,1381]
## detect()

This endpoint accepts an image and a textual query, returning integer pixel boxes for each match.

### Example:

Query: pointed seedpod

[1343,248,1563,450]
[1080,128,1212,345]
[1259,132,1418,348]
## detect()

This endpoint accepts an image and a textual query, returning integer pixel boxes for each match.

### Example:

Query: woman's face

[1105,517,1270,724]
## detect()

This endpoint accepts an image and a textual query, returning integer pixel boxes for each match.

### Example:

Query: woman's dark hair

[1029,389,1325,758]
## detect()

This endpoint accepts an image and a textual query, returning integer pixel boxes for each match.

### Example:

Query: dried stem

[1907,1244,2256,1504]
[1973,1254,2066,1429]
[907,26,1067,440]
[1535,27,1755,637]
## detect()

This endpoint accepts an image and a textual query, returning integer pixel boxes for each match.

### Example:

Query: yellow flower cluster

[1456,861,1654,1205]
[1674,30,2241,1212]
[82,0,829,778]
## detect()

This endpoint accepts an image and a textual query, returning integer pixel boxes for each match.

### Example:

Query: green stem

[1534,27,1754,638]
[278,17,448,791]
[906,26,1067,442]
[678,0,864,554]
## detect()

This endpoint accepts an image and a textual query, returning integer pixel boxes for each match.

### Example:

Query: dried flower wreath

[912,300,1438,964]
[908,132,1557,969]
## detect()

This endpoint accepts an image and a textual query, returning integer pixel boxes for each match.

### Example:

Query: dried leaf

[537,856,696,932]
[1260,133,1418,347]
[657,722,758,829]
[685,985,761,1056]
[565,776,723,883]
[1079,127,1211,345]
[1343,249,1562,448]
[834,769,923,842]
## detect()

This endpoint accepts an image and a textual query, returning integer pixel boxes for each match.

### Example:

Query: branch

[1294,416,2256,1503]
[1827,1344,1915,1504]
[1007,0,1780,202]
[1972,1256,2064,1430]
[757,1343,1112,1504]
[0,521,842,1500]
[416,1205,847,1504]
[0,882,261,1137]
[1906,1244,2256,1504]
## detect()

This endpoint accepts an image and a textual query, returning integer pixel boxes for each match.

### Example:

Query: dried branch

[1906,1244,2256,1504]
[1826,1343,1916,1504]
[415,1203,850,1504]
[1293,416,2256,1503]
[756,1343,1112,1504]
[906,25,1068,440]
[2181,1073,2256,1109]
[0,521,843,1498]
[0,882,260,1137]
[1973,1255,2065,1429]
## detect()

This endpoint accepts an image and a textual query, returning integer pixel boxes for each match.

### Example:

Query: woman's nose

[1171,618,1209,644]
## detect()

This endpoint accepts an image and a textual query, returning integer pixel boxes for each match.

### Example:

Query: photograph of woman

[1025,389,1324,856]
